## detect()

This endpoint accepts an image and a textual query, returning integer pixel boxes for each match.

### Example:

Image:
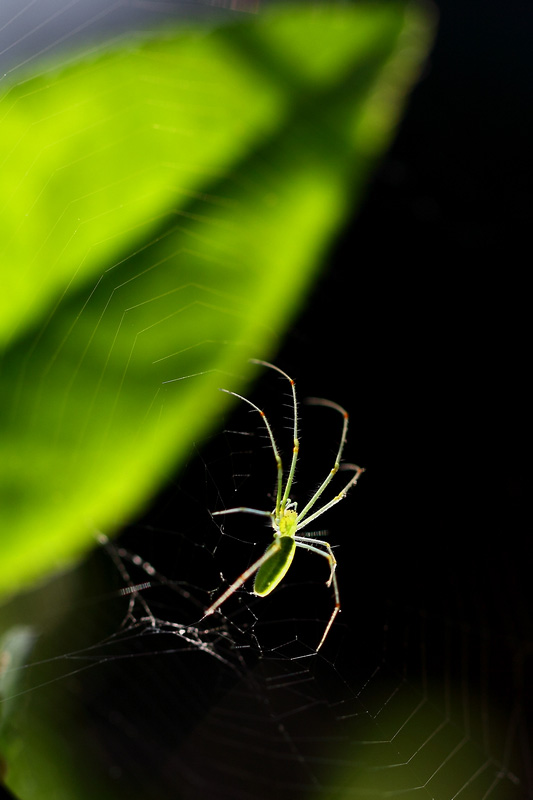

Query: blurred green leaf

[0,3,433,600]
[0,626,36,730]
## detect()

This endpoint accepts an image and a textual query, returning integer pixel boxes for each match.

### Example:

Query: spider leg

[296,398,350,523]
[219,386,284,515]
[203,540,281,618]
[296,463,364,530]
[212,507,272,518]
[294,538,340,650]
[250,360,300,512]
[295,529,329,539]
[294,536,337,586]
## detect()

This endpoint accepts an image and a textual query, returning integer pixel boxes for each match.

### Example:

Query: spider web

[2,367,530,800]
[1,2,531,800]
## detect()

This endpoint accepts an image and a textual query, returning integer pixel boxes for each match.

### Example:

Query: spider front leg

[296,463,365,530]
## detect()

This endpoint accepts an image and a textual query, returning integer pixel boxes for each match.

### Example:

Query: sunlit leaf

[0,3,433,599]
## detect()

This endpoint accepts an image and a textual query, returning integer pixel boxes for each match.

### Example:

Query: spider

[204,359,364,651]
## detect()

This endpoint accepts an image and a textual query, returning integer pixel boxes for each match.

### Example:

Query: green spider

[204,359,364,651]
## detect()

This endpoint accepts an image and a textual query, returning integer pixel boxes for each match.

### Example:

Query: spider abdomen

[254,535,296,597]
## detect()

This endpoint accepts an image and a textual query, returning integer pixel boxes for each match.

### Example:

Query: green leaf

[0,3,433,599]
